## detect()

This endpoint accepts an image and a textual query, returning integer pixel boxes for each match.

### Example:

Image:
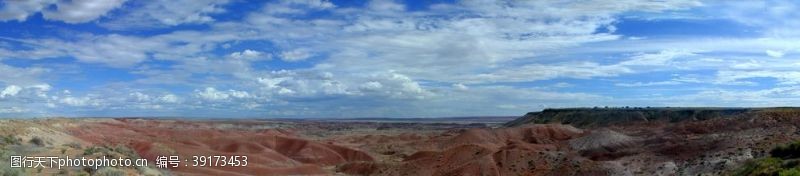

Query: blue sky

[0,0,799,118]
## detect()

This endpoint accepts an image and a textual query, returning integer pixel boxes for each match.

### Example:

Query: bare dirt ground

[0,115,797,176]
[0,118,501,176]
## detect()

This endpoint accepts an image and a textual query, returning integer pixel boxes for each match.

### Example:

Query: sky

[0,0,799,118]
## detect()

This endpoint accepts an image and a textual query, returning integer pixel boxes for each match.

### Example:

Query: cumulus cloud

[159,94,179,103]
[452,83,468,91]
[129,92,151,102]
[59,96,102,107]
[0,85,22,98]
[360,81,383,91]
[254,70,432,100]
[0,84,51,99]
[280,49,312,62]
[364,72,432,99]
[229,49,267,60]
[195,87,253,101]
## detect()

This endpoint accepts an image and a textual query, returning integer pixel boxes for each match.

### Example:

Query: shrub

[84,146,99,155]
[772,141,800,159]
[735,140,800,176]
[734,157,783,176]
[28,137,44,147]
[0,167,23,176]
[1,135,20,146]
[94,167,125,176]
[780,168,800,176]
[56,169,69,176]
[64,142,81,149]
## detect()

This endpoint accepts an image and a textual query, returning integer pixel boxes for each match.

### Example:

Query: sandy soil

[0,116,798,176]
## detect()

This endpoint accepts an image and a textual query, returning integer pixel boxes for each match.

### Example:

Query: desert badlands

[2,108,800,175]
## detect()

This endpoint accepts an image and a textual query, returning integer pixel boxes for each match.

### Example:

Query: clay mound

[447,128,504,148]
[337,161,383,175]
[209,140,267,153]
[404,151,439,161]
[322,142,375,162]
[68,119,375,176]
[265,136,374,165]
[446,124,582,150]
[357,125,586,176]
[378,145,498,176]
[569,129,635,151]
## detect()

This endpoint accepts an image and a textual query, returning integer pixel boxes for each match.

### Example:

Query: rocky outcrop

[504,107,800,127]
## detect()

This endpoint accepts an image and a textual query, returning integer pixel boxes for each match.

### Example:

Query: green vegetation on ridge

[735,141,800,176]
[504,107,800,128]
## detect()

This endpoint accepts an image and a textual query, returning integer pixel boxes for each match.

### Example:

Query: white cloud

[620,50,697,66]
[615,81,683,87]
[0,84,48,99]
[229,90,251,99]
[766,50,786,58]
[196,87,230,101]
[101,0,231,29]
[730,59,762,69]
[708,1,800,37]
[360,81,383,91]
[29,84,51,92]
[365,72,432,99]
[288,1,701,86]
[715,70,800,85]
[0,0,55,21]
[195,87,253,101]
[0,85,22,98]
[297,0,336,9]
[159,94,179,103]
[130,92,151,102]
[0,63,48,86]
[465,62,632,83]
[452,83,468,90]
[4,30,244,67]
[42,0,127,23]
[229,49,267,60]
[552,82,574,88]
[0,0,727,117]
[0,0,126,23]
[28,84,51,98]
[647,86,800,107]
[59,96,102,107]
[6,34,161,67]
[0,107,27,113]
[262,0,335,15]
[280,49,312,62]
[367,0,405,12]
